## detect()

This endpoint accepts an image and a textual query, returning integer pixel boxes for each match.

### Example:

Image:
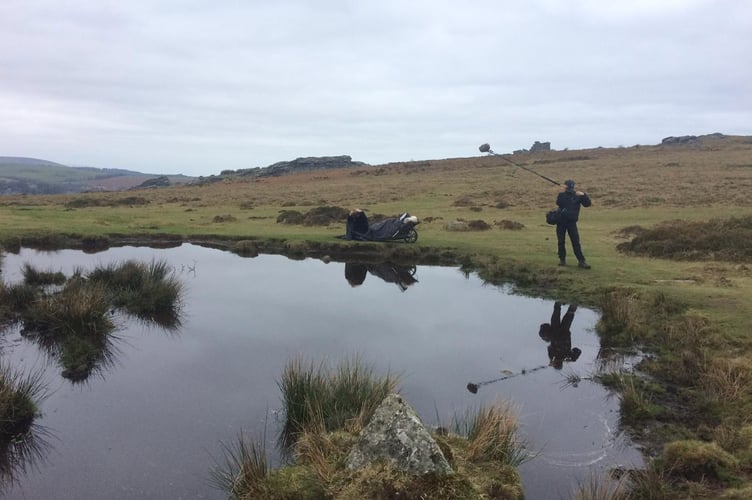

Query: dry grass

[454,402,527,467]
[572,471,630,500]
[702,357,752,403]
[209,432,269,499]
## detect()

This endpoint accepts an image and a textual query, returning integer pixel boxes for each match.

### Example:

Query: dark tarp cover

[343,210,409,242]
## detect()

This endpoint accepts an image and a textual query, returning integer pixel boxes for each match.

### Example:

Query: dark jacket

[556,190,591,222]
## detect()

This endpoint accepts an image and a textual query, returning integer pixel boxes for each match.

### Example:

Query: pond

[0,244,643,499]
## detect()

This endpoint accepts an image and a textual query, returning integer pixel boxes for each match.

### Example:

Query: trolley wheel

[404,229,418,243]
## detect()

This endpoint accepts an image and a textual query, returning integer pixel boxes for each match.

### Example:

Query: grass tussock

[713,422,752,454]
[701,357,752,404]
[278,356,398,445]
[210,433,271,499]
[0,364,46,439]
[21,278,114,337]
[0,364,50,488]
[572,471,630,500]
[453,403,528,467]
[620,463,672,500]
[661,439,738,482]
[87,259,183,324]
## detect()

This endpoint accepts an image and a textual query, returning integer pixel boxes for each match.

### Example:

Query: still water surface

[1,244,642,499]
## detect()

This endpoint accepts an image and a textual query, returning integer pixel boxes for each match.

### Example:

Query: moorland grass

[3,136,752,496]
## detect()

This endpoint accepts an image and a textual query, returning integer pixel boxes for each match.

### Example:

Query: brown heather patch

[617,216,752,262]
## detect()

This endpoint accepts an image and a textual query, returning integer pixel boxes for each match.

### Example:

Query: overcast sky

[1,1,750,176]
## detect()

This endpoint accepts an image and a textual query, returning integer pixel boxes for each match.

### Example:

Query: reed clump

[87,259,183,323]
[0,363,49,486]
[5,261,183,381]
[0,364,46,440]
[278,356,398,444]
[21,278,114,337]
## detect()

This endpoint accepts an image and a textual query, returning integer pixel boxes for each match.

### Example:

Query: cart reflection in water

[344,262,418,292]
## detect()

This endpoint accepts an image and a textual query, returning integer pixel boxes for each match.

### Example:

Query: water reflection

[1,259,184,383]
[344,262,418,292]
[21,329,122,383]
[539,302,582,370]
[0,246,642,499]
[0,423,53,494]
[467,300,584,394]
[466,364,548,394]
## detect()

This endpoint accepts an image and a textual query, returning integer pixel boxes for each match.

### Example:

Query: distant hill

[0,157,195,195]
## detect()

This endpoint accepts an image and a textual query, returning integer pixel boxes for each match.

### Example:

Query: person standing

[556,179,592,269]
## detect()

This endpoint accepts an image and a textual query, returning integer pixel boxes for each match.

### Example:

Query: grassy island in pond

[212,357,525,499]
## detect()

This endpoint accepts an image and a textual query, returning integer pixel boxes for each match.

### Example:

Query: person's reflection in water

[539,301,582,369]
[344,262,417,292]
[345,262,367,287]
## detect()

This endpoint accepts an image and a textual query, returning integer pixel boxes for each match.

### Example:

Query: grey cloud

[0,0,750,174]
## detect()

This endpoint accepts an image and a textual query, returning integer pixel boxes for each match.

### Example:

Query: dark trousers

[557,220,586,262]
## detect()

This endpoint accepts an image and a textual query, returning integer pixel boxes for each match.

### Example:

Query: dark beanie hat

[565,179,575,189]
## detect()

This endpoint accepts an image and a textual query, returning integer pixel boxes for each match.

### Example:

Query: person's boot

[578,261,591,269]
[558,259,566,266]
